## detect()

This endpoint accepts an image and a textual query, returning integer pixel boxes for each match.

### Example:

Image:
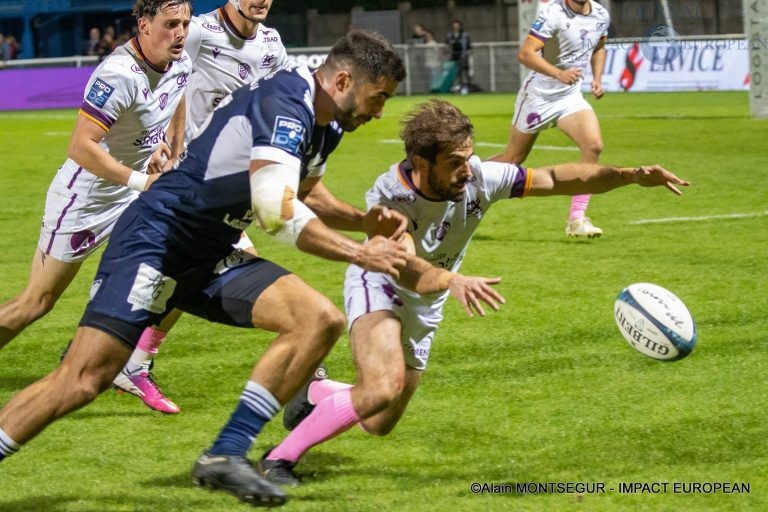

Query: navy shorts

[79,211,290,347]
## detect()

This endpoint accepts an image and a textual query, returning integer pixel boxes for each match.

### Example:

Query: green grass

[0,91,766,511]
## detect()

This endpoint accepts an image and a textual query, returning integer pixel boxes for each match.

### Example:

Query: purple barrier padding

[0,66,96,111]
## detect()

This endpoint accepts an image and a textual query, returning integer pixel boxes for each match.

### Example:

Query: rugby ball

[614,283,697,361]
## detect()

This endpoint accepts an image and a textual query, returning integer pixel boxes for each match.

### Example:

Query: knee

[358,373,404,419]
[360,411,400,437]
[306,302,345,346]
[54,367,111,407]
[10,291,58,322]
[584,139,603,160]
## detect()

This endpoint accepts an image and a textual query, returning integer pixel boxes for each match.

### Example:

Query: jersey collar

[219,6,259,40]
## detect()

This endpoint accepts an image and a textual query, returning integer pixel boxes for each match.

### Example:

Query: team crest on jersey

[159,92,169,110]
[435,221,451,241]
[238,63,252,80]
[202,21,224,33]
[271,116,305,154]
[86,78,115,109]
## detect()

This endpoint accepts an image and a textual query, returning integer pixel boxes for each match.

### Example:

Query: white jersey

[184,8,290,143]
[524,0,609,98]
[344,156,530,369]
[57,38,192,204]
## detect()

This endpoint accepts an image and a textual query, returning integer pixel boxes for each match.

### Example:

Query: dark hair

[132,0,192,20]
[324,29,406,84]
[400,100,473,163]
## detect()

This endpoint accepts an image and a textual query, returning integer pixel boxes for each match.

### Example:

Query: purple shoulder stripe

[81,101,115,129]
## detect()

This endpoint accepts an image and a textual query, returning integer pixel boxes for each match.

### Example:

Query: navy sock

[208,381,280,457]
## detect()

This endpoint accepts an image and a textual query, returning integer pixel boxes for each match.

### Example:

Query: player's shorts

[344,265,446,371]
[79,206,290,348]
[38,172,137,263]
[512,88,593,134]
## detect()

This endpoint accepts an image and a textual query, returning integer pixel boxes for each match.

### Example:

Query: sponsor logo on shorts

[86,78,115,109]
[270,116,306,154]
[89,279,102,301]
[70,230,96,256]
[526,112,542,129]
[128,263,177,314]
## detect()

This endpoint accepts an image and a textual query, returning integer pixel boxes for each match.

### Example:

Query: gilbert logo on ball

[614,283,697,361]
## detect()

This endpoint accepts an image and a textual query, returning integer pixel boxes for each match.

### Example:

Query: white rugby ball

[614,283,697,361]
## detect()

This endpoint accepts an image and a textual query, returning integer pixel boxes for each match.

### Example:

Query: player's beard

[334,92,372,132]
[427,167,467,202]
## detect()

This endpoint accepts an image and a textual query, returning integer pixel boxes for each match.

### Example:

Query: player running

[0,30,420,508]
[258,99,690,486]
[111,0,293,413]
[490,0,611,238]
[0,0,193,415]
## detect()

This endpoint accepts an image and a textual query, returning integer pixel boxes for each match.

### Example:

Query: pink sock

[136,327,167,354]
[569,194,592,222]
[308,379,352,405]
[269,388,360,463]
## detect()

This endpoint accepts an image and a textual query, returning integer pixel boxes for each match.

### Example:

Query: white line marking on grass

[630,211,768,225]
[379,139,578,151]
[44,131,70,136]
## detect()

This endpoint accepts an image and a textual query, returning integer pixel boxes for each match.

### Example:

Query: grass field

[0,91,766,512]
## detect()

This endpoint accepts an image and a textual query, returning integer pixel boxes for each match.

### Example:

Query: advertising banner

[583,38,750,92]
[0,66,95,111]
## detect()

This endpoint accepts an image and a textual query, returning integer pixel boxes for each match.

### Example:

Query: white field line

[630,211,768,225]
[44,131,70,136]
[379,139,578,151]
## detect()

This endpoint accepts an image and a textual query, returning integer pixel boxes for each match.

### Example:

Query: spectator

[3,34,20,60]
[84,27,100,56]
[445,19,472,94]
[0,33,6,64]
[95,30,115,61]
[411,24,441,88]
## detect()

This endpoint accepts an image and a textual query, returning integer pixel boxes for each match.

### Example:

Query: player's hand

[364,205,408,241]
[147,142,172,174]
[631,165,691,195]
[161,156,179,173]
[557,67,582,85]
[448,275,505,318]
[144,172,162,190]
[356,235,408,279]
[591,79,604,99]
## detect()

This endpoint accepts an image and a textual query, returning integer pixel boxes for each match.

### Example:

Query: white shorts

[38,174,136,263]
[512,88,592,134]
[344,265,446,370]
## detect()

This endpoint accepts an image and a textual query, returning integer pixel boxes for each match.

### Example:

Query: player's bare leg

[192,274,343,505]
[0,250,82,348]
[0,327,131,448]
[260,311,422,485]
[249,275,344,404]
[557,109,605,237]
[486,125,539,164]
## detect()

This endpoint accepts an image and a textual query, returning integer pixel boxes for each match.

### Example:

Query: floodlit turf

[0,91,765,511]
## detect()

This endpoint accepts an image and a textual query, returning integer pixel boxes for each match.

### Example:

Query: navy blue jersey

[133,65,343,258]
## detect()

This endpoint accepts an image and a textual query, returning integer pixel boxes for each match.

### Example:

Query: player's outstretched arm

[527,163,690,197]
[395,239,505,317]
